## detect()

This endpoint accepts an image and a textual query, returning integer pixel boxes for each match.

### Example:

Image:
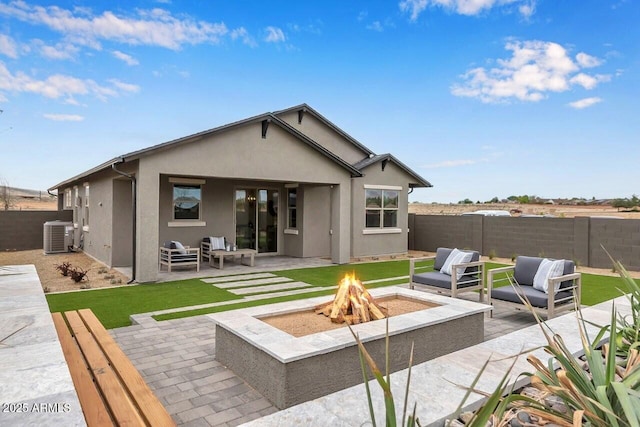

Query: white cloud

[0,1,232,50]
[33,40,79,60]
[451,40,610,103]
[108,79,140,93]
[399,0,536,20]
[112,50,139,65]
[0,34,18,58]
[518,1,536,18]
[230,27,256,47]
[43,113,84,121]
[0,61,137,101]
[264,26,285,43]
[576,52,602,68]
[568,97,602,109]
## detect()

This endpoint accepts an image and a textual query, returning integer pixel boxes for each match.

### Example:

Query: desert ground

[409,202,640,219]
[0,249,130,293]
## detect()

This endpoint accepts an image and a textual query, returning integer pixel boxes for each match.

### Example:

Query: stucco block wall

[410,214,640,271]
[483,217,575,260]
[412,214,481,252]
[590,218,640,269]
[0,210,72,251]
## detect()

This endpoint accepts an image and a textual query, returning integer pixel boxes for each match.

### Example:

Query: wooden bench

[52,309,176,427]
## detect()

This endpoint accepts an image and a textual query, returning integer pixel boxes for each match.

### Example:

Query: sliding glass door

[235,188,278,253]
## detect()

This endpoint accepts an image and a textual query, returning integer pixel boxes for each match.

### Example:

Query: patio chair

[487,256,581,319]
[159,241,200,272]
[201,236,227,262]
[409,247,486,301]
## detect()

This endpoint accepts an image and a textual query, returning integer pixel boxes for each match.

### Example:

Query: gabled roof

[273,104,374,157]
[353,154,432,188]
[49,110,363,190]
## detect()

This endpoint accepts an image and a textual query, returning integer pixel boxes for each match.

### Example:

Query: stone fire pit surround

[209,287,492,409]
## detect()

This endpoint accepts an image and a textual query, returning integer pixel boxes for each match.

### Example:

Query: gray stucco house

[49,104,431,282]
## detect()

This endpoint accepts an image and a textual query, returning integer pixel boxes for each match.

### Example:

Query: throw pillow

[532,258,565,294]
[441,248,473,277]
[172,241,187,255]
[215,237,226,250]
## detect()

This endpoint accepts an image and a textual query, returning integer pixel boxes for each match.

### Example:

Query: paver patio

[109,287,537,427]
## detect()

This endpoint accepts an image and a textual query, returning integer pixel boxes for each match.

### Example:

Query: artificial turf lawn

[46,259,638,328]
[46,279,241,329]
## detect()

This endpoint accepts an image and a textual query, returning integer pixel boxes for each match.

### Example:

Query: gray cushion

[514,256,575,289]
[413,271,478,290]
[490,284,573,309]
[559,260,576,290]
[513,256,543,286]
[170,254,198,262]
[434,248,454,271]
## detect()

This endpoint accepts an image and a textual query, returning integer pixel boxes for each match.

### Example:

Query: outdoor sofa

[487,255,581,319]
[409,247,485,301]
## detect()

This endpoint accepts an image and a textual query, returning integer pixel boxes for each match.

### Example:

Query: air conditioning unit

[43,221,74,254]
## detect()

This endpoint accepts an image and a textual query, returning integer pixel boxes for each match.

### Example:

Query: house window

[365,189,399,228]
[173,184,202,220]
[83,183,90,228]
[287,188,297,229]
[64,189,72,209]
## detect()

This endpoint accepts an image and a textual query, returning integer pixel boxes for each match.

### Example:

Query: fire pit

[209,286,491,409]
[315,273,387,324]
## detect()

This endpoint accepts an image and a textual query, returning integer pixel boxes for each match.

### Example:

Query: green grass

[46,259,639,329]
[273,259,411,286]
[46,279,241,329]
[152,276,411,322]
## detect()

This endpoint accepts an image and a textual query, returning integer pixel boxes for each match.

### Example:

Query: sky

[0,0,638,203]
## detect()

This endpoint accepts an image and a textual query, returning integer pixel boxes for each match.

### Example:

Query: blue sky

[0,0,637,203]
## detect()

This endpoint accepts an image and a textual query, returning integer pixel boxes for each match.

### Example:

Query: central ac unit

[43,221,74,254]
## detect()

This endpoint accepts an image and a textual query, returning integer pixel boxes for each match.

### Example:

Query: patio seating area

[4,252,637,426]
[107,291,540,426]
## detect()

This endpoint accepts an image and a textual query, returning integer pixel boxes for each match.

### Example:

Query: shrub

[55,261,72,277]
[69,267,88,283]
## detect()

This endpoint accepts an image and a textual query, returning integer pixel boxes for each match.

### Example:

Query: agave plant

[347,317,418,427]
[465,262,640,427]
[356,257,640,427]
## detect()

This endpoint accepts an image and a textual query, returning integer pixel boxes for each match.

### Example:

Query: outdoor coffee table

[208,248,256,269]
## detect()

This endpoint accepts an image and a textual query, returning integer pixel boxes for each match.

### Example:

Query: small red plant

[69,267,88,283]
[55,261,72,277]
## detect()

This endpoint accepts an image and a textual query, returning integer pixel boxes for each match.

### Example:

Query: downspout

[112,159,137,284]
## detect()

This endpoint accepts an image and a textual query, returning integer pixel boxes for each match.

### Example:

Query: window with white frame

[365,188,399,228]
[287,188,297,229]
[64,189,72,209]
[173,182,202,220]
[83,183,90,227]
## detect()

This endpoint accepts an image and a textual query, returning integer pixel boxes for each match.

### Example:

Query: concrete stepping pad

[229,281,312,295]
[243,286,334,300]
[213,277,294,289]
[201,273,277,284]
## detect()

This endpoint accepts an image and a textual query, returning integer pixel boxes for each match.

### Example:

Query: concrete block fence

[0,210,73,251]
[409,214,640,271]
